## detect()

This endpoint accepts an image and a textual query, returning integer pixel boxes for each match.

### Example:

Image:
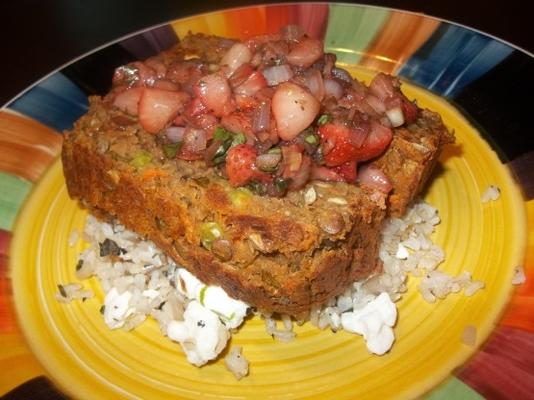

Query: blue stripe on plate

[399,24,513,97]
[8,73,89,133]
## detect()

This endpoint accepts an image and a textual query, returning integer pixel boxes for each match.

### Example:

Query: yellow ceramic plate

[10,69,526,399]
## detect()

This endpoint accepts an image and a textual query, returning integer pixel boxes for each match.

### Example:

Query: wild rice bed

[57,199,484,379]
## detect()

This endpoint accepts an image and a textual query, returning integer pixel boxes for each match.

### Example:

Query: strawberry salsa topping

[107,26,420,197]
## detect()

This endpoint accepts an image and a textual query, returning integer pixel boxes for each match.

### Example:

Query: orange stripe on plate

[0,111,62,182]
[360,13,440,73]
[223,7,268,39]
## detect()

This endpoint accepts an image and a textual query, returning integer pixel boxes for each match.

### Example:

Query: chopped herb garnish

[317,114,331,126]
[304,133,319,145]
[163,142,182,159]
[76,259,84,271]
[156,301,166,310]
[267,147,282,155]
[197,320,206,328]
[100,305,105,314]
[212,140,232,160]
[57,284,67,298]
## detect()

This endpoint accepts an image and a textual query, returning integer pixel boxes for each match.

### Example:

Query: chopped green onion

[231,132,246,146]
[75,259,83,271]
[304,133,319,145]
[317,114,331,126]
[163,142,182,159]
[99,305,105,314]
[130,150,152,169]
[199,286,207,306]
[200,222,224,250]
[213,127,233,142]
[213,140,232,160]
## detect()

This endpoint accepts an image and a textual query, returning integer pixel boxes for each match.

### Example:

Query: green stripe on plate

[0,172,33,231]
[324,5,390,64]
[425,377,483,400]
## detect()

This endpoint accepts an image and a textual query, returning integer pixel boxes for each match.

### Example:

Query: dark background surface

[0,0,531,106]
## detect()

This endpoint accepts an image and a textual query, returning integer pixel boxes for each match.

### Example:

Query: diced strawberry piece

[235,94,258,110]
[113,87,142,115]
[401,98,419,124]
[225,144,270,187]
[185,97,208,119]
[356,121,393,161]
[318,121,393,166]
[195,73,236,117]
[333,160,357,183]
[318,122,359,167]
[138,88,190,134]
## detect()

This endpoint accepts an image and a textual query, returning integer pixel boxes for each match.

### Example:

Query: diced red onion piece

[369,73,397,101]
[303,69,324,101]
[262,65,294,86]
[357,165,393,193]
[256,153,282,171]
[331,67,353,84]
[252,101,271,133]
[144,57,167,78]
[348,125,369,148]
[280,25,305,41]
[385,106,405,127]
[165,126,186,143]
[310,165,344,182]
[183,128,207,152]
[323,78,344,100]
[228,64,254,89]
[366,95,386,114]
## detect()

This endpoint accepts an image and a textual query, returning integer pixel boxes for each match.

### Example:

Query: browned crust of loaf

[373,109,454,216]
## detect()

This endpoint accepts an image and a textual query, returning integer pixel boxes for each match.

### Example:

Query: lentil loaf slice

[62,97,450,315]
